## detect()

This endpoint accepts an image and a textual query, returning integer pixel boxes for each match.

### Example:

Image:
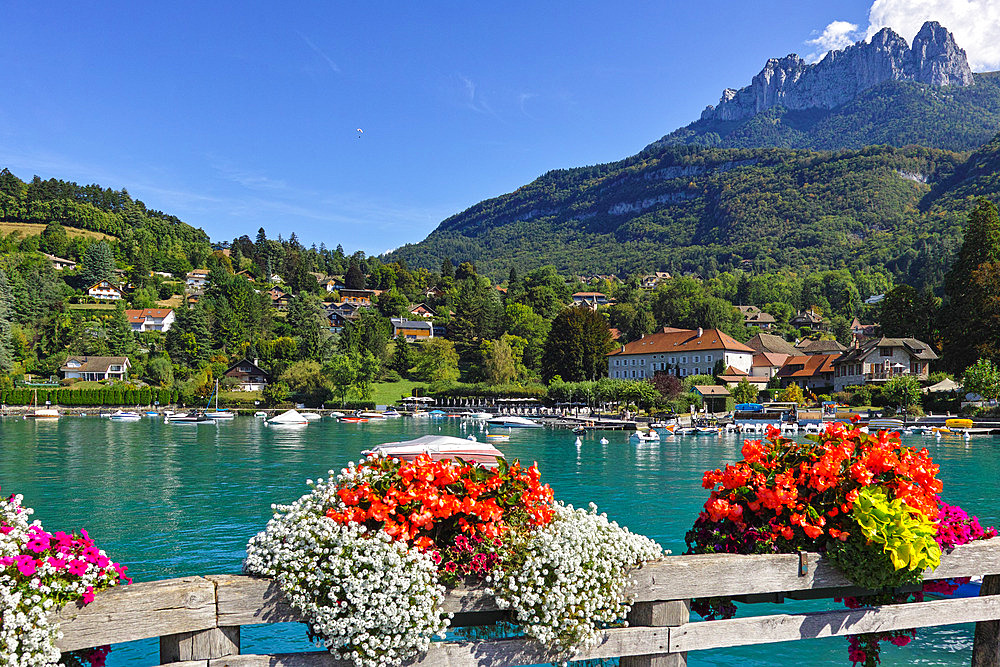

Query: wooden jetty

[53,539,1000,666]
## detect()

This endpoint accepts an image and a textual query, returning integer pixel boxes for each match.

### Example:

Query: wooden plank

[55,577,216,652]
[210,627,671,667]
[671,594,1000,653]
[631,540,1000,602]
[973,574,1000,667]
[211,575,302,626]
[153,662,208,667]
[161,627,240,662]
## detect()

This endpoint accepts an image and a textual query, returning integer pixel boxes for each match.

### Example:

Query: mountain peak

[701,21,973,122]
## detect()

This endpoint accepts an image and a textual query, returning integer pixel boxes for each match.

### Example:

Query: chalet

[125,308,175,332]
[186,269,209,290]
[850,318,879,345]
[693,385,730,413]
[746,333,799,357]
[60,356,131,381]
[736,305,776,330]
[751,351,789,380]
[832,337,938,392]
[425,287,445,299]
[42,253,76,271]
[326,301,361,321]
[795,339,847,356]
[775,354,840,391]
[340,289,382,306]
[327,311,349,333]
[717,365,770,390]
[790,309,826,331]
[640,272,672,290]
[223,358,270,392]
[267,287,291,310]
[390,318,434,341]
[87,280,123,301]
[408,303,436,319]
[186,291,203,308]
[322,278,344,293]
[607,327,754,380]
[571,292,609,310]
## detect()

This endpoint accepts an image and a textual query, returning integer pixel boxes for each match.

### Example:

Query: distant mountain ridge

[384,21,1000,281]
[701,21,972,122]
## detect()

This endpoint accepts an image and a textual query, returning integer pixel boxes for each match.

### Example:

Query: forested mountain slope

[388,142,981,286]
[0,169,211,273]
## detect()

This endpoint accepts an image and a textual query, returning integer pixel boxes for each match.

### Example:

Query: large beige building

[607,327,754,380]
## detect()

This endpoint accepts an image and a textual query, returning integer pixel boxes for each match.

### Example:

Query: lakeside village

[5,196,1000,433]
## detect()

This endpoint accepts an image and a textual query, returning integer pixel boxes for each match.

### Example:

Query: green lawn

[373,380,428,407]
[68,303,115,311]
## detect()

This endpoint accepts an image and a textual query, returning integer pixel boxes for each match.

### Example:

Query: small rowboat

[340,416,369,423]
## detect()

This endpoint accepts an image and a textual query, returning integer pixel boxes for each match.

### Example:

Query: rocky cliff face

[702,21,973,122]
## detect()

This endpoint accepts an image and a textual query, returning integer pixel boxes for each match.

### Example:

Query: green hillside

[386,142,987,286]
[655,72,1000,152]
[0,169,211,273]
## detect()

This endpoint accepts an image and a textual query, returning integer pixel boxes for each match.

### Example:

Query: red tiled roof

[752,351,789,368]
[125,308,173,323]
[776,354,839,379]
[607,328,754,356]
[572,292,607,297]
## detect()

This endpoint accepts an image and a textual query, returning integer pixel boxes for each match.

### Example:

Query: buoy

[600,437,609,444]
[575,437,582,446]
[467,434,477,442]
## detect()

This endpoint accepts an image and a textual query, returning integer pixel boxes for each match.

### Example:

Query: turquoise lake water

[1,416,998,666]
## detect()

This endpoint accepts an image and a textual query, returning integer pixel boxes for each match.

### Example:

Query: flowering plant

[0,489,130,667]
[687,423,995,666]
[246,454,663,666]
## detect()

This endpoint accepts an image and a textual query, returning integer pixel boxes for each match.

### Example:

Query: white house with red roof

[606,327,754,380]
[125,308,175,332]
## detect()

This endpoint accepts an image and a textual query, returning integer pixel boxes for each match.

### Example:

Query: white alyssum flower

[245,470,451,667]
[487,502,665,659]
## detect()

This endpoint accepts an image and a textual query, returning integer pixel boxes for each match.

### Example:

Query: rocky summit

[701,21,973,122]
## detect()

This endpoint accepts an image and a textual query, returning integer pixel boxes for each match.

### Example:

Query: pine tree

[345,261,366,290]
[942,198,1000,370]
[80,241,116,287]
[441,257,454,279]
[107,300,135,355]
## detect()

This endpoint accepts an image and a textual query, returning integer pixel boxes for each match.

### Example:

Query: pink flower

[47,556,67,570]
[889,635,911,647]
[15,555,37,576]
[67,559,88,576]
[82,585,95,604]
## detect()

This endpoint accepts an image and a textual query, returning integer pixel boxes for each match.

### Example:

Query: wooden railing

[54,540,1000,667]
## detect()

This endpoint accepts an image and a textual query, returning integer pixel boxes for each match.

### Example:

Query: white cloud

[805,21,861,62]
[865,0,1000,71]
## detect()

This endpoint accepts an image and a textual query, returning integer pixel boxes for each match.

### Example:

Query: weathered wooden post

[160,627,239,663]
[972,574,1000,667]
[620,599,690,667]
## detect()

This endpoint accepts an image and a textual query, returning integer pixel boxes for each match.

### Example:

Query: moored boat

[364,434,505,467]
[267,409,309,426]
[109,411,142,422]
[165,411,213,424]
[300,412,322,421]
[485,415,542,428]
[629,430,660,443]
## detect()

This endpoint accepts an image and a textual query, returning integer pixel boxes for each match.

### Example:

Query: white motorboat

[267,409,309,426]
[364,435,505,467]
[165,411,213,424]
[328,411,345,418]
[109,411,142,422]
[486,415,542,428]
[630,430,660,443]
[357,411,385,420]
[466,412,493,420]
[300,412,322,421]
[253,411,268,418]
[381,409,402,418]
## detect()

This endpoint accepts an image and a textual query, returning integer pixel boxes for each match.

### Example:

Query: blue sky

[2,0,995,254]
